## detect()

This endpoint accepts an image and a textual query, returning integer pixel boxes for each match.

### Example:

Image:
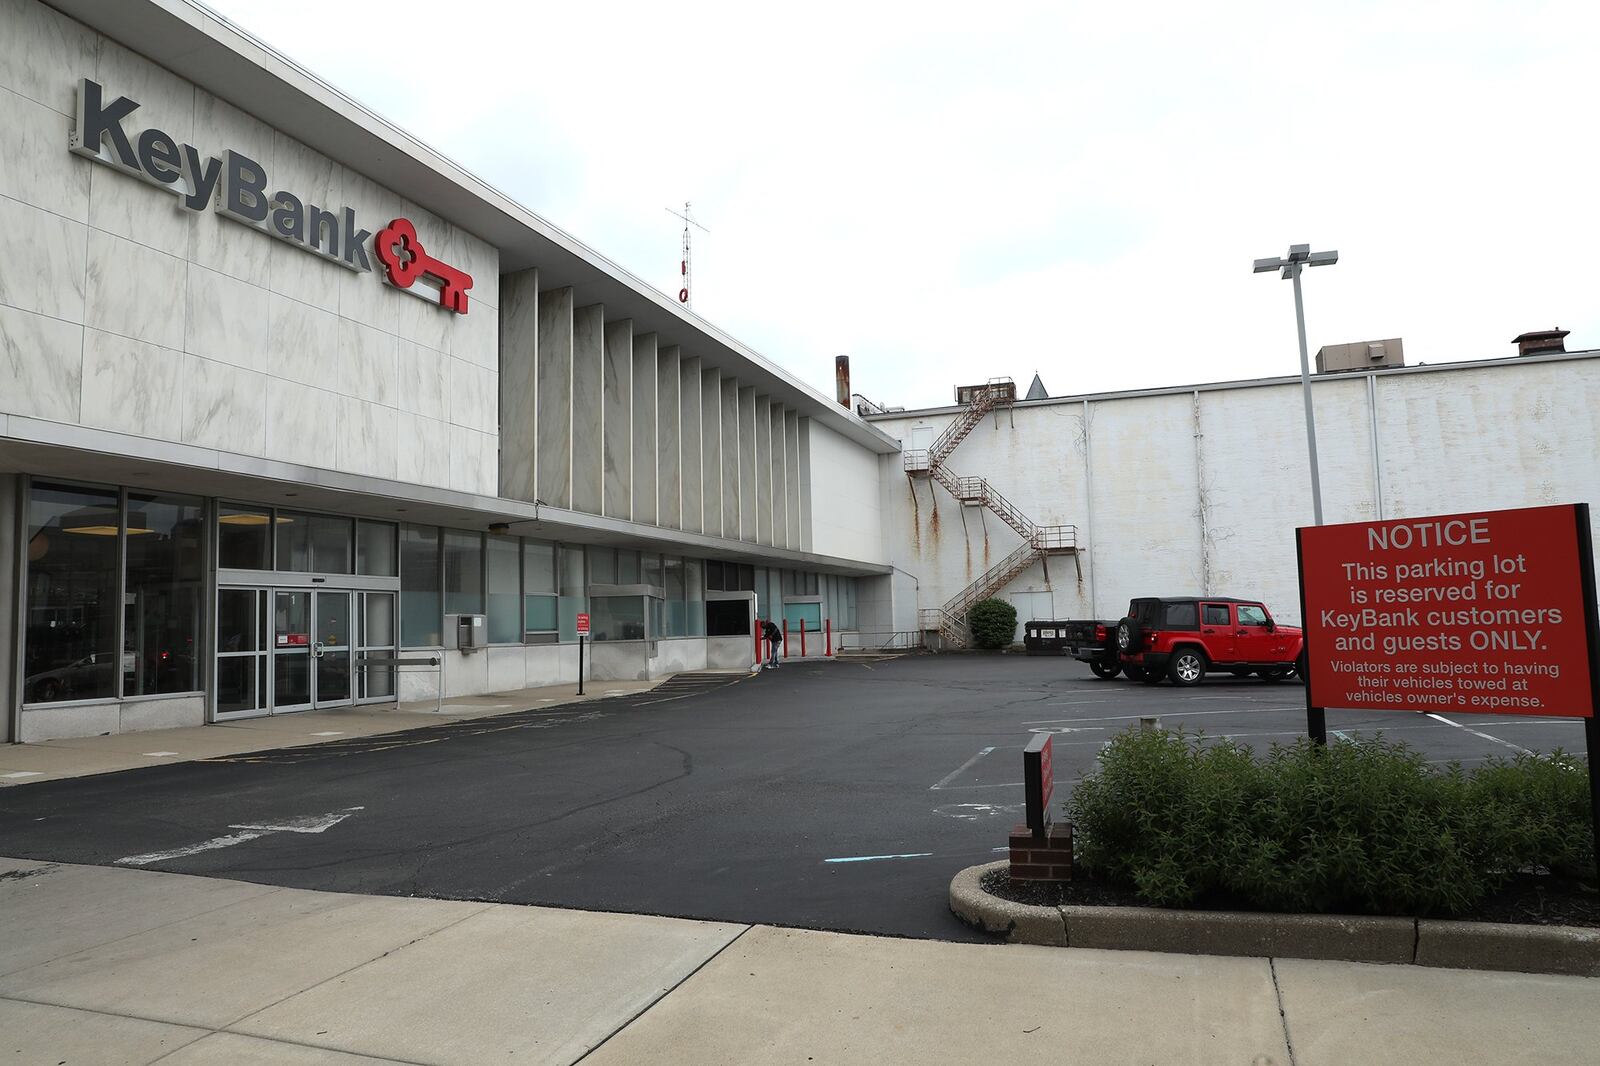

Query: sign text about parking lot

[1299,505,1596,717]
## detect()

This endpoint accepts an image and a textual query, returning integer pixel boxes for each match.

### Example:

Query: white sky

[204,0,1599,410]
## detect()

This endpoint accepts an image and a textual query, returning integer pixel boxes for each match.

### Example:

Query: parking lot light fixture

[1253,244,1339,526]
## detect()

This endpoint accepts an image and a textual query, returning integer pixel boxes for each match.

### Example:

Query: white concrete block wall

[0,0,500,496]
[872,357,1600,631]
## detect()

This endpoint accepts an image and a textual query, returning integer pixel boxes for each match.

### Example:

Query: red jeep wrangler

[1116,597,1304,686]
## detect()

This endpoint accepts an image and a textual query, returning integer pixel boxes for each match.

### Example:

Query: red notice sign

[1298,504,1600,718]
[576,613,590,636]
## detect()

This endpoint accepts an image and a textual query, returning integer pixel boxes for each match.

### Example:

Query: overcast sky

[206,0,1598,410]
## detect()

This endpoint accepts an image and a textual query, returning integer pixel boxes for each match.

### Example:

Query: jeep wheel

[1258,666,1292,682]
[1295,650,1309,682]
[1115,618,1139,653]
[1168,648,1207,686]
[1122,665,1147,682]
[1088,660,1120,680]
[1139,668,1164,686]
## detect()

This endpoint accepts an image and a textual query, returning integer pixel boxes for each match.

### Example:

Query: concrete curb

[949,862,1600,977]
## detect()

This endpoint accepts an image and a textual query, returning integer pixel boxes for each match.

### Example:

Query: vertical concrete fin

[771,403,789,549]
[786,409,803,549]
[720,377,740,538]
[755,396,773,545]
[655,344,681,529]
[738,386,757,542]
[633,332,660,526]
[535,286,574,509]
[680,355,702,534]
[498,268,539,502]
[602,317,633,519]
[702,366,723,537]
[571,303,605,516]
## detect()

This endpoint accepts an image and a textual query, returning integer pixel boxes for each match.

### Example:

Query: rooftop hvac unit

[1315,338,1404,374]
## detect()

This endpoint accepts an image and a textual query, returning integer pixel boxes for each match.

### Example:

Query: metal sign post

[576,612,590,695]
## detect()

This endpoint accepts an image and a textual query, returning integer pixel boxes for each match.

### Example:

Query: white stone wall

[0,0,500,494]
[808,419,887,563]
[871,357,1600,630]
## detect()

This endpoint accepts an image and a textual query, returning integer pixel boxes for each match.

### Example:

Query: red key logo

[374,217,474,315]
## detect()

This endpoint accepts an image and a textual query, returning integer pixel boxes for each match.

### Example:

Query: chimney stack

[1512,329,1569,357]
[835,355,851,408]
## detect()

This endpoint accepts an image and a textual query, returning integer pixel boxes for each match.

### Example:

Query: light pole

[1253,244,1338,525]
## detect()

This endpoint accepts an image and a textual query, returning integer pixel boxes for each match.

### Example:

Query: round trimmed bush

[967,598,1018,650]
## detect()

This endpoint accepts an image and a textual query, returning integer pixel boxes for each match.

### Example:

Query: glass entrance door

[313,590,352,707]
[272,590,313,712]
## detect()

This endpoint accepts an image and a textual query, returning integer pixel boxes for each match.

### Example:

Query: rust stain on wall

[907,476,921,555]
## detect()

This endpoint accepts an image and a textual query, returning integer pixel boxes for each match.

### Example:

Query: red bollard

[800,620,807,658]
[753,617,761,665]
[782,619,789,659]
[826,618,833,656]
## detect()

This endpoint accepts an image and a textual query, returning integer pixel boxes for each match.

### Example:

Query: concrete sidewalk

[1,858,1593,1065]
[0,679,664,787]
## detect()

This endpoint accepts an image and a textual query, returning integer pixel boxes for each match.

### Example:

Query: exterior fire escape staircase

[904,379,1078,648]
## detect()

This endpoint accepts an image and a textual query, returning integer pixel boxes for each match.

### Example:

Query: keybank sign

[68,78,473,315]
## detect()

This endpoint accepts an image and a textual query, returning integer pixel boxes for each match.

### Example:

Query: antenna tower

[666,202,709,309]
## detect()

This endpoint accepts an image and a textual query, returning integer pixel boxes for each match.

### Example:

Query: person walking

[762,618,782,669]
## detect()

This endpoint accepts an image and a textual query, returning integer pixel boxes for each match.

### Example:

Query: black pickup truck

[1031,619,1122,678]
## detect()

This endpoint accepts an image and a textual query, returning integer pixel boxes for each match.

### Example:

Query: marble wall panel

[448,355,497,434]
[720,377,740,538]
[755,396,773,545]
[0,0,97,116]
[266,292,340,387]
[338,395,398,480]
[264,378,339,468]
[337,317,398,407]
[450,425,497,496]
[701,367,722,537]
[0,87,90,220]
[571,303,604,515]
[0,195,86,322]
[535,287,573,508]
[397,339,448,421]
[0,303,81,422]
[80,328,183,439]
[84,230,185,351]
[398,411,451,488]
[265,131,342,313]
[188,91,275,289]
[394,282,453,355]
[633,332,659,526]
[602,317,632,518]
[181,354,266,455]
[679,354,701,534]
[738,386,756,542]
[186,263,270,373]
[451,230,499,311]
[498,269,538,501]
[446,285,498,368]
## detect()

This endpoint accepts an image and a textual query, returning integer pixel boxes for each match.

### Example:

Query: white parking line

[929,747,996,790]
[823,852,933,864]
[1425,713,1533,755]
[1022,706,1303,726]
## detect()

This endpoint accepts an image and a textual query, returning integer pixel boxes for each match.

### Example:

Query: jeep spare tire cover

[1116,617,1140,652]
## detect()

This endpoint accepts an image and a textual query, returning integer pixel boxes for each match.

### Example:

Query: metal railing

[838,629,926,652]
[1031,525,1078,552]
[903,449,931,473]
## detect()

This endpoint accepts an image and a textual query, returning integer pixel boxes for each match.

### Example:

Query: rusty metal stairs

[905,379,1077,648]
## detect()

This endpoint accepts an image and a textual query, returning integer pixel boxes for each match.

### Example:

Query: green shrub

[966,598,1018,649]
[1067,729,1594,916]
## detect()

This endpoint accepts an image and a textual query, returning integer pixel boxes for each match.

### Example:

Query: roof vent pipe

[835,355,851,407]
[1512,329,1569,357]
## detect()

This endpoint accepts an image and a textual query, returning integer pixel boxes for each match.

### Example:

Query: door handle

[312,641,325,659]
[1202,628,1216,634]
[1235,630,1247,636]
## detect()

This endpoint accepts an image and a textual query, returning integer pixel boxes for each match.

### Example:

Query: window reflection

[23,484,122,703]
[125,492,204,696]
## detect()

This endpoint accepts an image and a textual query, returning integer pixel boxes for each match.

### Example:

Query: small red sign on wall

[575,613,590,636]
[1298,504,1599,718]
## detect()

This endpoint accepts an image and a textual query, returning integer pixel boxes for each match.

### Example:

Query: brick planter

[1008,823,1072,882]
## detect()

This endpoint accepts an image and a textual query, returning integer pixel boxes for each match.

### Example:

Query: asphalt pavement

[0,655,1587,941]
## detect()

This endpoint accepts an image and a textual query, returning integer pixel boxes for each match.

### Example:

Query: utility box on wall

[447,614,487,653]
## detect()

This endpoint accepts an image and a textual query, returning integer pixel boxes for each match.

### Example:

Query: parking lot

[0,655,1589,942]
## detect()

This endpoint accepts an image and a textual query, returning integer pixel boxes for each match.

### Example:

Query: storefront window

[486,534,520,643]
[23,483,120,703]
[591,596,645,640]
[686,558,705,636]
[558,544,586,641]
[276,511,352,573]
[400,524,441,647]
[218,503,272,569]
[664,556,687,637]
[443,530,484,615]
[124,492,204,695]
[523,539,557,641]
[357,520,398,577]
